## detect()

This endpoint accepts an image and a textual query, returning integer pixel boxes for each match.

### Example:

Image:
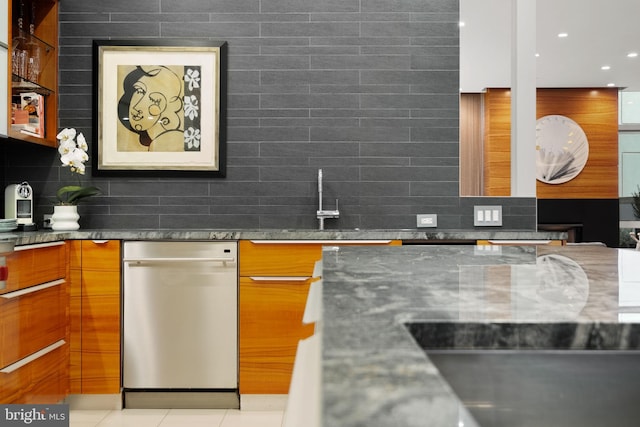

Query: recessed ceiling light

[535,53,540,57]
[607,83,616,87]
[459,21,465,28]
[557,32,569,38]
[627,52,638,58]
[601,65,611,70]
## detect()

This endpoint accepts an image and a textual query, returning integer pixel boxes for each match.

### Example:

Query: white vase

[51,205,80,231]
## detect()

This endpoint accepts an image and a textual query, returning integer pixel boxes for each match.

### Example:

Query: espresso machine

[5,181,36,231]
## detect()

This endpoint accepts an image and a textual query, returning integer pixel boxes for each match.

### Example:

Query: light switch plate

[417,214,437,228]
[474,205,502,226]
[474,245,502,255]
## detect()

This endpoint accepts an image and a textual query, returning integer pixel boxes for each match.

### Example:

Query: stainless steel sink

[426,349,640,427]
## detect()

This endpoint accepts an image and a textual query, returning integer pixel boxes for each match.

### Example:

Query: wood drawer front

[240,241,322,277]
[239,276,315,394]
[0,342,68,404]
[0,281,67,368]
[2,243,66,294]
[239,240,401,277]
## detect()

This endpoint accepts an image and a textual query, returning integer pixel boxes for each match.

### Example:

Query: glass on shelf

[11,31,28,79]
[27,4,40,83]
[26,39,41,82]
[11,30,54,94]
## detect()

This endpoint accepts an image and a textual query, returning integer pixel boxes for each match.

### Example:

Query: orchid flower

[56,128,101,205]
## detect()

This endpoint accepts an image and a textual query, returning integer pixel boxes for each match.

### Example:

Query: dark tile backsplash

[1,0,537,231]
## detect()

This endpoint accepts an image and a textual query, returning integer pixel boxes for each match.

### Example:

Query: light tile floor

[70,409,284,427]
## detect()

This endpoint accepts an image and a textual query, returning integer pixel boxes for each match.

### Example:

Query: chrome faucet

[316,169,339,230]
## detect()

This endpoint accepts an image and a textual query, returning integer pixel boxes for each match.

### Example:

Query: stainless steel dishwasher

[122,241,238,409]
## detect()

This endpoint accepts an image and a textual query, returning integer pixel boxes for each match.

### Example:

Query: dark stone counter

[321,245,640,426]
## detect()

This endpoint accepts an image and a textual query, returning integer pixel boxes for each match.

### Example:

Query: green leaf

[57,185,102,205]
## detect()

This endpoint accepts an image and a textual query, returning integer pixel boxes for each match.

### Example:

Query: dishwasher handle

[124,257,236,264]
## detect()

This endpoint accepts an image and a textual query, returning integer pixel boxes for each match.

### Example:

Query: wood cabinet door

[239,276,315,394]
[80,269,120,394]
[69,240,121,394]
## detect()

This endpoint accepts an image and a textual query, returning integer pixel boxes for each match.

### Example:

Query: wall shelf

[7,0,58,147]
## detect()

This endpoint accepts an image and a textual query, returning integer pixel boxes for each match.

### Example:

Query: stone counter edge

[5,229,567,247]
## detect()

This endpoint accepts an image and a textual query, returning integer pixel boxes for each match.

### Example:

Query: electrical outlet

[417,214,437,228]
[474,205,502,226]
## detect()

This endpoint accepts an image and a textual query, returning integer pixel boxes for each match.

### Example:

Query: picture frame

[92,39,227,177]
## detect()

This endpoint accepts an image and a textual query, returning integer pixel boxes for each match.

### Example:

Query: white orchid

[56,128,101,205]
[76,132,89,151]
[58,128,89,175]
[60,147,88,173]
[56,127,76,143]
[58,139,76,156]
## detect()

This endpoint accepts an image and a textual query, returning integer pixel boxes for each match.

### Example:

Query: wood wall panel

[482,88,618,198]
[460,93,484,196]
[536,88,618,199]
[483,89,512,196]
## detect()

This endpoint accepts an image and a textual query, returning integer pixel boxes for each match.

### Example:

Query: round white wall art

[536,115,589,184]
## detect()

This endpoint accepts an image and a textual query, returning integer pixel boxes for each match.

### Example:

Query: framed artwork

[536,115,589,184]
[92,39,227,177]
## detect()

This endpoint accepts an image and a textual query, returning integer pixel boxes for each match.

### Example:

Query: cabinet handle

[487,240,551,245]
[0,340,66,374]
[249,276,311,282]
[0,279,65,299]
[249,240,392,244]
[124,257,236,264]
[14,241,65,251]
[92,240,109,244]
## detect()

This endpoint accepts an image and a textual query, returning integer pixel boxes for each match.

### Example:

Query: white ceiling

[460,0,640,92]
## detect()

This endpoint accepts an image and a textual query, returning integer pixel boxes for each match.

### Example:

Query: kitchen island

[321,245,640,427]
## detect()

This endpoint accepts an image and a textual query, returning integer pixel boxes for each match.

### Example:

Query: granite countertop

[1,228,566,246]
[321,245,640,427]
